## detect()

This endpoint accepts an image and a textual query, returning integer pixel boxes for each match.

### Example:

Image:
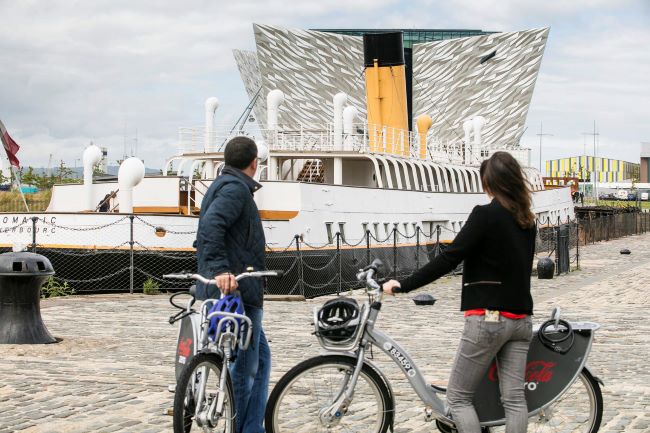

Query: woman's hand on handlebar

[215,272,238,294]
[382,280,400,296]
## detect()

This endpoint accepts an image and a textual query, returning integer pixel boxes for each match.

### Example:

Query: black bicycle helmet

[315,297,360,342]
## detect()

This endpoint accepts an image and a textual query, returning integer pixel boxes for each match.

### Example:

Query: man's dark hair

[224,136,258,169]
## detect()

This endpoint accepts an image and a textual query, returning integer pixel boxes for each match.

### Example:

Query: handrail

[95,190,118,212]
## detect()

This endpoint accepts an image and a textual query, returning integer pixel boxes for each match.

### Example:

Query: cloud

[0,0,648,171]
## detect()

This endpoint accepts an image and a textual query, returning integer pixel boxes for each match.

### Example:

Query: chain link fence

[2,210,648,297]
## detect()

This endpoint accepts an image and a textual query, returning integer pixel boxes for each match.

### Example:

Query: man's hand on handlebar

[215,272,238,294]
[382,280,400,296]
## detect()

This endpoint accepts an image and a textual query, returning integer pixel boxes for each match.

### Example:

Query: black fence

[3,210,649,298]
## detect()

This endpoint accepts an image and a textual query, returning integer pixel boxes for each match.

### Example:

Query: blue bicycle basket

[207,294,245,341]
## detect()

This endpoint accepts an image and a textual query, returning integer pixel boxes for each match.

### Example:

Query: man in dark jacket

[196,136,267,433]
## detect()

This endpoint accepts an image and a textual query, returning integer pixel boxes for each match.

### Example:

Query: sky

[0,0,648,171]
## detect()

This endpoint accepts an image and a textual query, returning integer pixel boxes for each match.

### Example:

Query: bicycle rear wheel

[265,355,393,433]
[486,368,603,433]
[173,352,235,433]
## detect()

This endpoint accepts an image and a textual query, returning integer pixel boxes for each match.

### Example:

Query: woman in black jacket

[383,151,536,433]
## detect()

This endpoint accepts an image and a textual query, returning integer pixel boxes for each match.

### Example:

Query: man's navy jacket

[195,165,266,308]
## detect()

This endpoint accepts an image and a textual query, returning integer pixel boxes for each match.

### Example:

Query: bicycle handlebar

[163,270,284,285]
[356,259,383,292]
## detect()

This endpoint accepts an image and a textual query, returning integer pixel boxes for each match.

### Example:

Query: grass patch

[41,277,75,298]
[143,278,161,295]
[0,190,52,212]
[582,198,650,209]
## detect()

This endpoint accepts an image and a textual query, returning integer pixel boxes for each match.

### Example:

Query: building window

[362,222,369,238]
[373,222,380,240]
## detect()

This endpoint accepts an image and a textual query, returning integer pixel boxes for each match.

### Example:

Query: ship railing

[175,125,532,169]
[177,125,264,154]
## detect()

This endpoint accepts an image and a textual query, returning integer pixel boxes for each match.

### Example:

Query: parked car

[616,190,629,200]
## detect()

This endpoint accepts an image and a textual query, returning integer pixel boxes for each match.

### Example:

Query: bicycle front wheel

[486,368,603,433]
[173,352,235,433]
[265,355,394,433]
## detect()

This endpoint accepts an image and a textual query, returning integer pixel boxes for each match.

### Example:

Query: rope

[133,215,197,235]
[340,236,366,247]
[39,216,130,231]
[300,239,333,249]
[300,253,338,272]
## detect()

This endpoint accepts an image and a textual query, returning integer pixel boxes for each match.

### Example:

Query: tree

[93,165,106,177]
[21,166,38,186]
[56,160,75,184]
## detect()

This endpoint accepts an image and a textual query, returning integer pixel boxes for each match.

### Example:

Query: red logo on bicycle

[178,337,193,358]
[488,360,557,383]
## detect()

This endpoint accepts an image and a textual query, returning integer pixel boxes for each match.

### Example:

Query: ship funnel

[363,32,409,156]
[118,157,145,214]
[416,114,432,159]
[82,144,103,211]
[267,89,285,130]
[343,106,358,151]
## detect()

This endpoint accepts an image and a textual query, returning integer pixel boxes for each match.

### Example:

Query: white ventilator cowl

[332,92,348,151]
[204,97,219,178]
[267,89,285,130]
[118,157,145,214]
[83,144,103,211]
[257,141,269,162]
[343,106,358,151]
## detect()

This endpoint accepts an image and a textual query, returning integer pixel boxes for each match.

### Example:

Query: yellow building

[546,156,639,183]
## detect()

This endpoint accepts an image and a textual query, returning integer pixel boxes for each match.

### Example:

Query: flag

[0,119,20,167]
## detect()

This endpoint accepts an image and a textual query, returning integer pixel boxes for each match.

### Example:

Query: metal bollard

[0,252,56,344]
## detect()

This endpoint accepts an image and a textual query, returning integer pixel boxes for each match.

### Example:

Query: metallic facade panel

[252,24,366,128]
[232,49,266,129]
[412,28,549,146]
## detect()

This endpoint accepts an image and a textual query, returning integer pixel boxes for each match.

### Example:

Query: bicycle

[165,269,283,433]
[265,259,603,433]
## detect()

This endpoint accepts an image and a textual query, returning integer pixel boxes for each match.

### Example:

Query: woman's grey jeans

[447,314,533,433]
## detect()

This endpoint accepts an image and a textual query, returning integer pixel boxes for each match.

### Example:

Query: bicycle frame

[167,269,282,429]
[317,265,601,428]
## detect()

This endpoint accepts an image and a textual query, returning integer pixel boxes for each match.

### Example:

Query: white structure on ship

[0,25,573,254]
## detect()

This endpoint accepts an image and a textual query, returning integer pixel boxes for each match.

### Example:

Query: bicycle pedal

[167,384,176,393]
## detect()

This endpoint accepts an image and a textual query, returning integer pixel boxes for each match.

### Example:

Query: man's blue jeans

[230,306,270,433]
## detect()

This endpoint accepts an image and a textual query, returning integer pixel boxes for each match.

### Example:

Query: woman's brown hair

[480,151,535,228]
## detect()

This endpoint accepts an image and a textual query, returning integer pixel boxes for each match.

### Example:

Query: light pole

[582,121,599,205]
[537,121,553,175]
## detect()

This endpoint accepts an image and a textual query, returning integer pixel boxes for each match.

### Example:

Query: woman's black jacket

[396,199,536,315]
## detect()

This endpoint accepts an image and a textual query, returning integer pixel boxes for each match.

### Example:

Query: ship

[0,26,574,296]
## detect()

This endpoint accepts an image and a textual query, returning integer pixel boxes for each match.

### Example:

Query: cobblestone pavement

[1,233,649,432]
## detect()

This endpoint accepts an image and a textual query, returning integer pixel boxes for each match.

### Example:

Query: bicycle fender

[583,365,604,386]
[320,350,395,431]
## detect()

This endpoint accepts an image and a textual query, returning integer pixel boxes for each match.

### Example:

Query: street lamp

[537,121,553,174]
[582,121,599,205]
